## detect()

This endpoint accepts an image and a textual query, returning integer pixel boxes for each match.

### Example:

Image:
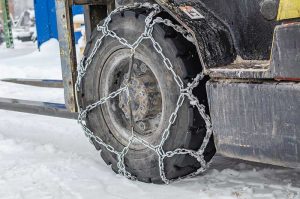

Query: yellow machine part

[277,0,300,20]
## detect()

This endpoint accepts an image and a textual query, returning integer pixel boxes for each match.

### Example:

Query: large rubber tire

[80,9,216,183]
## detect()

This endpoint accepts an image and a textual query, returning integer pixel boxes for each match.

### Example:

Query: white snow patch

[0,39,62,80]
[73,14,85,24]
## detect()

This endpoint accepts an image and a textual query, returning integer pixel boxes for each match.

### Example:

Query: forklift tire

[80,10,216,183]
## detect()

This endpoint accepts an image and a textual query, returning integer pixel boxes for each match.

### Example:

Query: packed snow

[0,40,299,199]
[73,14,85,24]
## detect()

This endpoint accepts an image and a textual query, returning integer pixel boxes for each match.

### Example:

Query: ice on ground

[0,39,62,80]
[0,39,63,102]
[0,40,36,60]
[0,40,299,199]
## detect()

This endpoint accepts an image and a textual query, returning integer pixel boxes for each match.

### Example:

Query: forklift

[0,0,299,184]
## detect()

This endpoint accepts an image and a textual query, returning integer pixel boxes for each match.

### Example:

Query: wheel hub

[119,63,162,133]
[100,50,164,149]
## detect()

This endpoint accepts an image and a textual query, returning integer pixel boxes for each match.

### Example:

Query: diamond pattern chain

[75,3,213,184]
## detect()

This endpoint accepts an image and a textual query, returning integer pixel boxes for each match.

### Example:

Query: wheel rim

[99,49,164,150]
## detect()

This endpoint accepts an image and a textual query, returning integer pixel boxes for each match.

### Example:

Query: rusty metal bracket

[55,0,114,112]
[55,0,78,112]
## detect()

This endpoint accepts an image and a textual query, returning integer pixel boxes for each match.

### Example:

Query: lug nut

[140,63,148,73]
[140,105,145,111]
[124,112,130,119]
[140,91,145,96]
[138,122,146,130]
[124,74,129,80]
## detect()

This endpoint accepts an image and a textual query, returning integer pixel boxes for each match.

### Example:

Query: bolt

[119,102,125,109]
[152,99,158,105]
[140,63,148,73]
[124,73,129,80]
[124,112,130,119]
[132,79,138,86]
[138,122,146,130]
[140,105,145,110]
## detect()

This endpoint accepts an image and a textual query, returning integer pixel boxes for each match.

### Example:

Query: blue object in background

[72,5,84,15]
[34,0,83,48]
[34,0,57,48]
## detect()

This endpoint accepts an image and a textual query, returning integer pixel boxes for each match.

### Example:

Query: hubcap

[119,69,162,134]
[100,50,163,150]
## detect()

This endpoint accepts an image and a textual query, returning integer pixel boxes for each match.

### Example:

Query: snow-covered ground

[0,40,299,199]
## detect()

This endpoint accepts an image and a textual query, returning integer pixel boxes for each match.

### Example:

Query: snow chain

[75,3,213,184]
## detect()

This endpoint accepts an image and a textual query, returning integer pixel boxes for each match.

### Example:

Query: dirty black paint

[207,22,300,80]
[197,0,278,60]
[156,0,279,69]
[158,0,236,69]
[207,81,300,169]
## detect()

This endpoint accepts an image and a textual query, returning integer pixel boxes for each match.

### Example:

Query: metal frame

[0,98,78,119]
[0,0,112,118]
[1,0,14,48]
[56,0,113,112]
[56,0,78,113]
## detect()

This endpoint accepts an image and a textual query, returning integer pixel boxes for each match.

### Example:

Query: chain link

[76,3,213,184]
